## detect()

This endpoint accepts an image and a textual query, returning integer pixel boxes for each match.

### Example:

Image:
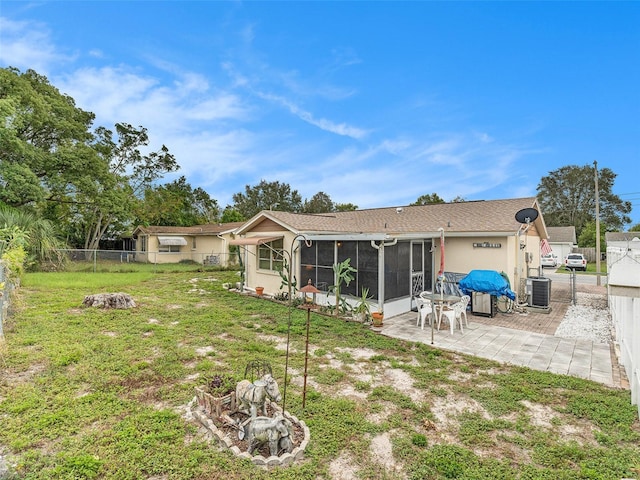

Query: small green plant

[327,258,357,317]
[354,381,371,391]
[277,257,298,303]
[202,373,237,396]
[352,287,372,321]
[411,433,428,447]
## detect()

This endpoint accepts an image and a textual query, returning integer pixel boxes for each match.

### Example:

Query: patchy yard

[0,269,639,479]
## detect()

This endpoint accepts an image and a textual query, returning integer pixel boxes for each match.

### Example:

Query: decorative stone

[189,396,309,468]
[279,453,294,467]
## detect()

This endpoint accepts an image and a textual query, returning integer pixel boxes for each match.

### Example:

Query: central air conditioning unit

[526,277,551,308]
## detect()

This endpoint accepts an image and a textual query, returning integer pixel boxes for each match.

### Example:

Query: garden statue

[236,373,282,418]
[246,413,294,456]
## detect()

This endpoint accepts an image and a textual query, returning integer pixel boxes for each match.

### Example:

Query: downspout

[515,224,528,304]
[371,238,398,312]
[217,233,226,266]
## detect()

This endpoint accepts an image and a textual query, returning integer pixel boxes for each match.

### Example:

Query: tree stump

[82,293,136,309]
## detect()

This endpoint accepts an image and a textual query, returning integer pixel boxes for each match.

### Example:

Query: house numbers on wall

[473,242,502,248]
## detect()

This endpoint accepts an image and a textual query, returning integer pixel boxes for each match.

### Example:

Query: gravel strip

[555,292,612,343]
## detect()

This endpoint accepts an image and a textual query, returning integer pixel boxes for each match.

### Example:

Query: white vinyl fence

[607,241,640,418]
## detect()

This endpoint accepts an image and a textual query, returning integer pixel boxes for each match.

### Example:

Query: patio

[381,279,629,389]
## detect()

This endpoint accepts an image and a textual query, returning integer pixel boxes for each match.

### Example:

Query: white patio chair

[437,300,466,334]
[459,295,470,327]
[415,296,435,330]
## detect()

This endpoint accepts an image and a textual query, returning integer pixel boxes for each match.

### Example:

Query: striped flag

[540,238,552,256]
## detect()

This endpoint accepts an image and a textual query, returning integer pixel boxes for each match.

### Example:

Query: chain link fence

[57,249,238,272]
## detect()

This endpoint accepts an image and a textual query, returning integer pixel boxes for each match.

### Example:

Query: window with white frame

[159,244,181,253]
[258,238,284,271]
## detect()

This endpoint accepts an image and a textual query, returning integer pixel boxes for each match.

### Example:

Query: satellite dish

[515,208,539,224]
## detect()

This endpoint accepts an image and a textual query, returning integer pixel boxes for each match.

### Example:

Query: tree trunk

[82,293,136,309]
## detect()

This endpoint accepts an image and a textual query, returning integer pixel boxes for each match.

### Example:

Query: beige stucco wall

[240,230,297,296]
[239,229,542,306]
[135,234,234,265]
[418,231,540,301]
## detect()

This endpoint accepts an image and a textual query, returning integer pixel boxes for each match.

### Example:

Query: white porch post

[378,242,385,309]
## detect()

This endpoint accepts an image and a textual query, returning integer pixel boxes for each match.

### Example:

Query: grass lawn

[1,267,638,479]
[553,263,608,275]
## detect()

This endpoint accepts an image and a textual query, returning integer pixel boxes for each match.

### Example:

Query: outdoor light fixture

[299,279,320,408]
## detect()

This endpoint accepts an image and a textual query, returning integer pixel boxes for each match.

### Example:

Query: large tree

[537,164,632,236]
[0,67,97,209]
[220,207,245,223]
[335,203,358,212]
[0,68,179,249]
[74,123,178,250]
[577,221,607,248]
[232,180,302,218]
[411,193,445,205]
[302,191,334,213]
[136,176,219,226]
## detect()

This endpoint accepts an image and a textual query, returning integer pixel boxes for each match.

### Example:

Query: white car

[541,253,558,268]
[565,253,587,271]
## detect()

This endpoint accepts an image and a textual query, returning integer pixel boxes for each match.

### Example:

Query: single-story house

[132,222,244,266]
[230,197,549,317]
[546,226,577,262]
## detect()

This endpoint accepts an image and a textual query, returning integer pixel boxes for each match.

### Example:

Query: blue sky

[1,1,639,226]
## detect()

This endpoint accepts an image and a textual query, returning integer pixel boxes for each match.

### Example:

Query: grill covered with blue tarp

[458,270,516,300]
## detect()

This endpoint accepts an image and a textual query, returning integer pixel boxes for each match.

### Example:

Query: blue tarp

[458,270,516,300]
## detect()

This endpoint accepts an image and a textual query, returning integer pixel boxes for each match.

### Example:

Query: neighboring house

[605,231,640,245]
[132,222,244,266]
[546,226,577,262]
[230,197,549,318]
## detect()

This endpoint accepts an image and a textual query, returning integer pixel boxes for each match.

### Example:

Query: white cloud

[0,17,73,74]
[57,66,249,133]
[256,90,369,139]
[0,12,542,212]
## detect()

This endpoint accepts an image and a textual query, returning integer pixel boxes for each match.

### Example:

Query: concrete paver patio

[379,278,627,389]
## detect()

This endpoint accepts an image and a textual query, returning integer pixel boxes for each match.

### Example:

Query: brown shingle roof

[605,231,640,242]
[134,222,244,236]
[547,226,577,244]
[246,197,542,236]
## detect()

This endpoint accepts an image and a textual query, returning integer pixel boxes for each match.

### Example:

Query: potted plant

[371,309,384,327]
[255,286,264,296]
[195,373,238,418]
[352,287,372,323]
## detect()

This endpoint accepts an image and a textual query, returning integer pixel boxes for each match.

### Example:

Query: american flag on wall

[540,238,553,256]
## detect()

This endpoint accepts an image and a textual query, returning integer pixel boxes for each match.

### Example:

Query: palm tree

[0,207,66,269]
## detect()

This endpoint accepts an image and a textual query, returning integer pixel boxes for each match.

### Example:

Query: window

[140,236,147,252]
[258,238,284,271]
[192,237,197,250]
[159,244,181,253]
